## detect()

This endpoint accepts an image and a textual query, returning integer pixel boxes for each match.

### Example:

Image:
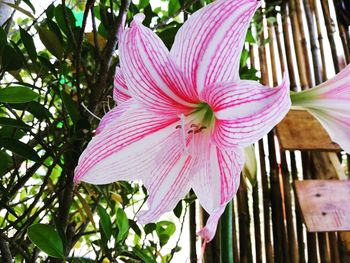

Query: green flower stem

[290,90,317,106]
[220,200,234,263]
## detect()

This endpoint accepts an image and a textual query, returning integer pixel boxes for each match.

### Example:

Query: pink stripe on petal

[74,105,178,184]
[119,15,198,116]
[113,67,131,104]
[193,146,244,241]
[171,0,260,93]
[137,155,198,224]
[204,75,291,149]
[95,99,133,135]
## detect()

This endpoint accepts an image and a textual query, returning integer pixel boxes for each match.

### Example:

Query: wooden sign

[275,110,341,152]
[294,180,350,232]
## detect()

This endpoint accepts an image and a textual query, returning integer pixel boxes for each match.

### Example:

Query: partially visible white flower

[0,0,14,26]
[291,64,350,153]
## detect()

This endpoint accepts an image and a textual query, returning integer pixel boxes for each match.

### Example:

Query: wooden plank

[294,180,350,232]
[275,110,341,151]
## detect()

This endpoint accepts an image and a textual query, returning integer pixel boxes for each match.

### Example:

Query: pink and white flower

[74,0,291,241]
[291,64,350,153]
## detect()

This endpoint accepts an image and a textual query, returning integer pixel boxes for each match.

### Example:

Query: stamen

[81,102,102,120]
[179,114,188,155]
[175,125,182,129]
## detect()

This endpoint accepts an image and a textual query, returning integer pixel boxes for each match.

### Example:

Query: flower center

[176,102,215,156]
[191,102,215,129]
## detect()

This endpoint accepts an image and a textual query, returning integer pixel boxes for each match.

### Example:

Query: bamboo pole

[267,22,290,263]
[303,0,322,84]
[237,181,253,263]
[320,0,341,73]
[312,0,327,81]
[249,45,262,263]
[258,24,273,263]
[232,200,240,263]
[295,0,314,86]
[288,0,309,89]
[189,196,197,262]
[281,2,297,91]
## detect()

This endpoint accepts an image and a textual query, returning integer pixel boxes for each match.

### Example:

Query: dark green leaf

[173,201,182,218]
[132,247,155,263]
[20,28,37,62]
[27,224,64,258]
[156,221,176,247]
[0,138,40,162]
[0,150,9,175]
[38,26,63,59]
[144,223,156,235]
[97,205,112,240]
[60,90,80,124]
[11,101,52,120]
[54,4,76,36]
[22,0,35,13]
[46,3,55,19]
[138,0,150,9]
[0,86,39,103]
[245,30,256,44]
[168,0,181,17]
[116,208,129,242]
[0,27,7,55]
[1,45,22,71]
[157,25,180,49]
[0,127,25,140]
[0,117,30,129]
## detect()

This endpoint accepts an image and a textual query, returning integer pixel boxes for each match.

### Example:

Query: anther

[188,130,194,134]
[175,125,182,129]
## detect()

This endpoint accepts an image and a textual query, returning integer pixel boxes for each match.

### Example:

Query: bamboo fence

[197,0,350,262]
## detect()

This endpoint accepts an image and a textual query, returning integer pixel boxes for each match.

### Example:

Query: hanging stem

[220,200,234,263]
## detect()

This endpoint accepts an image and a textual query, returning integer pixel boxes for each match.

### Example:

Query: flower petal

[307,108,350,153]
[291,63,350,153]
[137,154,198,224]
[202,75,290,149]
[74,104,178,184]
[119,14,198,116]
[113,67,131,104]
[170,0,260,93]
[193,146,244,241]
[95,99,133,135]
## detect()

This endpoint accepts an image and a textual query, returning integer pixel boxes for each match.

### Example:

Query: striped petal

[95,99,133,135]
[137,154,198,224]
[74,104,178,184]
[113,67,131,104]
[202,75,290,149]
[193,146,244,241]
[170,0,260,94]
[291,63,350,153]
[119,14,198,116]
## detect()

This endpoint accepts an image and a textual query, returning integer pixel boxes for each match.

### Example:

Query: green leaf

[11,101,52,120]
[0,27,7,55]
[138,0,150,9]
[0,150,9,176]
[27,224,64,258]
[0,117,30,129]
[245,30,256,44]
[54,4,76,36]
[173,200,182,218]
[267,16,277,25]
[22,0,35,13]
[97,205,112,240]
[20,28,37,62]
[168,0,181,17]
[116,208,129,243]
[133,247,155,263]
[240,49,249,68]
[0,1,34,18]
[38,26,63,59]
[60,90,80,124]
[0,138,40,162]
[155,221,176,247]
[1,45,22,71]
[0,86,39,103]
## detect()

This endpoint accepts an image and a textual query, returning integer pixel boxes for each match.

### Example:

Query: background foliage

[0,0,265,261]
